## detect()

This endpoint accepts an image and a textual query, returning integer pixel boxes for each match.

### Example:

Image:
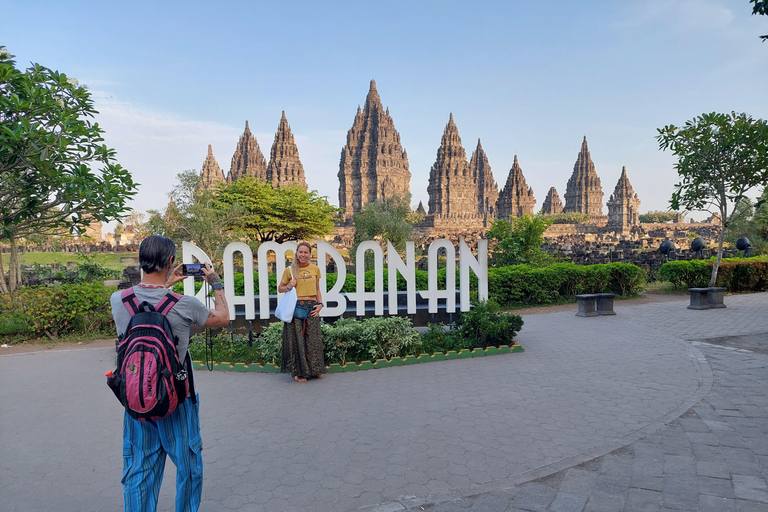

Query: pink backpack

[107,289,190,421]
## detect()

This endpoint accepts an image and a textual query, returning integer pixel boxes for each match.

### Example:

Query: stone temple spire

[606,166,641,232]
[468,139,499,217]
[426,114,477,217]
[496,155,536,219]
[541,187,564,214]
[228,120,267,183]
[199,144,225,190]
[564,136,603,217]
[338,80,410,220]
[267,111,307,189]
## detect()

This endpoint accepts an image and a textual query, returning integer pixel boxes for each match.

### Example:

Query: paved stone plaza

[1,293,767,512]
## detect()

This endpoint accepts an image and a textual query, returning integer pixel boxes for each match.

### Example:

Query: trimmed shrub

[658,260,711,289]
[453,300,524,349]
[488,262,645,307]
[0,282,114,340]
[712,258,768,292]
[188,332,271,366]
[658,257,768,292]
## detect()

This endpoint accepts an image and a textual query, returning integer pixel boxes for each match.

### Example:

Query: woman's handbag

[275,269,298,322]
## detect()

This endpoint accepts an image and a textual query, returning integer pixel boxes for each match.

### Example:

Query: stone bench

[596,293,616,315]
[707,287,727,309]
[575,294,598,317]
[576,293,617,317]
[688,287,728,310]
[687,288,710,310]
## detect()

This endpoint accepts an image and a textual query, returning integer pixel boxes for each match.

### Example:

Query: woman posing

[277,241,326,382]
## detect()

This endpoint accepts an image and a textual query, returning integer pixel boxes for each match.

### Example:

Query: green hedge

[0,282,114,340]
[189,304,523,366]
[488,262,646,307]
[659,257,768,291]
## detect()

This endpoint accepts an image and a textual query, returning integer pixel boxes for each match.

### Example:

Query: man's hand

[201,263,222,286]
[165,264,188,288]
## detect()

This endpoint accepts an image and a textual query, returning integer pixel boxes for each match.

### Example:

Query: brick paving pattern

[1,292,766,512]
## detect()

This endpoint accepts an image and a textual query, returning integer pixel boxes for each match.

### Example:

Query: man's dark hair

[138,235,177,274]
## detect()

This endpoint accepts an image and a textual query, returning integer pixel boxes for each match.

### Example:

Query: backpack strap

[121,288,141,316]
[155,292,182,316]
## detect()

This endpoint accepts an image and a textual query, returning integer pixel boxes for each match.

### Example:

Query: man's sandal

[294,376,307,383]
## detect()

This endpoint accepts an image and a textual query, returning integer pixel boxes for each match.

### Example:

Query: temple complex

[496,155,536,220]
[606,166,641,233]
[564,137,604,218]
[193,82,649,243]
[199,145,226,190]
[228,121,268,183]
[337,80,411,221]
[541,187,564,214]
[267,111,307,189]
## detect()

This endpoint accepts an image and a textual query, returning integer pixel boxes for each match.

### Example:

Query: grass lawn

[18,251,138,271]
[644,281,687,294]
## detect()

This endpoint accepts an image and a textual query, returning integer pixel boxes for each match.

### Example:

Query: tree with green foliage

[540,211,590,224]
[0,47,137,292]
[638,210,684,223]
[486,214,553,267]
[216,177,339,244]
[657,112,768,287]
[143,170,241,265]
[352,195,421,262]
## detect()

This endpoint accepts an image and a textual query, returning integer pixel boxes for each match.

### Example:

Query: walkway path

[1,293,766,512]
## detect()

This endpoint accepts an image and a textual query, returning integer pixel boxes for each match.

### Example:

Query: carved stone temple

[564,137,604,218]
[541,187,564,214]
[469,140,499,218]
[496,155,535,220]
[337,80,411,221]
[267,111,307,189]
[606,166,641,233]
[228,121,268,184]
[421,114,495,231]
[199,145,226,190]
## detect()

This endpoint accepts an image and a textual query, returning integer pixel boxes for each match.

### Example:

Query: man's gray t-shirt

[111,287,210,358]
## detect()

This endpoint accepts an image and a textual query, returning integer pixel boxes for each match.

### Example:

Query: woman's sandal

[315,374,324,379]
[294,376,307,383]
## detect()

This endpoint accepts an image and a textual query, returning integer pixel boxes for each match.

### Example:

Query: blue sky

[2,0,767,224]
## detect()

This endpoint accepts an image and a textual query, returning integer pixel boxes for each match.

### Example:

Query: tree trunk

[709,223,725,287]
[8,238,19,292]
[0,247,8,294]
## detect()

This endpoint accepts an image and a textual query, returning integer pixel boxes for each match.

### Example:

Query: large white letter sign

[460,238,488,311]
[316,241,347,317]
[180,238,488,320]
[420,239,456,313]
[348,241,384,316]
[387,241,416,315]
[257,241,297,319]
[223,242,255,320]
[181,242,216,308]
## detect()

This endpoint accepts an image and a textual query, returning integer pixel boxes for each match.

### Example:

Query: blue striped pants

[122,396,203,512]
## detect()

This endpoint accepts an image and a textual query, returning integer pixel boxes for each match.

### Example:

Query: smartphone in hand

[181,264,205,276]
